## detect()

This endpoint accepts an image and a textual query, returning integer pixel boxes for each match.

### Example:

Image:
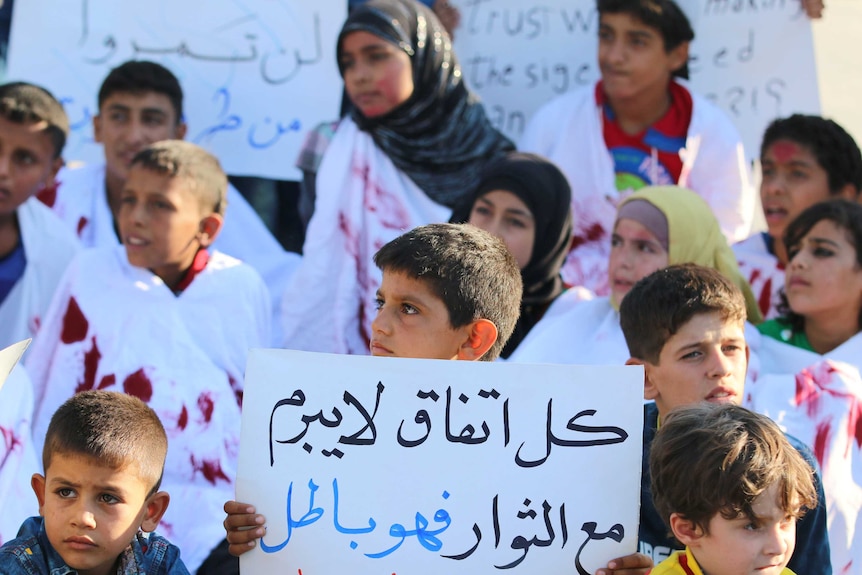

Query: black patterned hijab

[451,152,573,358]
[337,0,514,208]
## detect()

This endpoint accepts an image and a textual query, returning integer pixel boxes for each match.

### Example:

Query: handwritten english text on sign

[6,1,345,180]
[451,0,819,161]
[237,350,644,574]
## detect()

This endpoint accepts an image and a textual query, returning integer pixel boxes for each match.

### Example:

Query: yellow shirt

[649,548,796,575]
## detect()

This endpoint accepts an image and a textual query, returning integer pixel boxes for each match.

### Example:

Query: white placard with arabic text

[237,350,644,574]
[6,1,344,180]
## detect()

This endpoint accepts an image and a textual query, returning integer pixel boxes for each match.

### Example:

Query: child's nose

[72,503,97,529]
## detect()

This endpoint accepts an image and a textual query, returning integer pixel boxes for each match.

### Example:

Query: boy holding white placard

[223,222,523,556]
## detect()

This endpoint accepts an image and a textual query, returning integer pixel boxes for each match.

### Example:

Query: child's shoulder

[0,517,52,573]
[133,531,190,575]
[296,119,343,174]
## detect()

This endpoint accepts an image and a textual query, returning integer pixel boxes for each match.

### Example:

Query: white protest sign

[238,350,644,574]
[451,0,820,161]
[0,339,30,394]
[6,1,345,180]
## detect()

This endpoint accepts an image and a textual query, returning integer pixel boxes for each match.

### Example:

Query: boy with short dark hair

[601,264,830,575]
[39,60,299,344]
[0,390,189,574]
[222,223,523,560]
[0,81,80,544]
[26,140,271,573]
[521,0,753,294]
[649,403,817,575]
[735,114,862,319]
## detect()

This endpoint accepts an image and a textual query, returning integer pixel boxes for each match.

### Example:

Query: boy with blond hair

[0,390,189,574]
[26,140,271,572]
[649,403,817,575]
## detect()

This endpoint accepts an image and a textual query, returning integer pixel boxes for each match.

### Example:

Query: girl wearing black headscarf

[451,152,573,358]
[284,0,513,353]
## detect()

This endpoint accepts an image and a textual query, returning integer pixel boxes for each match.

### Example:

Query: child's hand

[223,500,266,557]
[594,552,653,575]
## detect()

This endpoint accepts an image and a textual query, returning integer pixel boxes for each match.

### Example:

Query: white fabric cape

[49,162,298,345]
[734,233,784,320]
[507,290,634,367]
[0,198,79,349]
[25,246,271,572]
[0,364,40,546]
[519,81,755,294]
[745,330,862,573]
[281,117,451,353]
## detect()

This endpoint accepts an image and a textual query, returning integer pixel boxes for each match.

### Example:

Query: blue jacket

[0,517,190,575]
[639,402,832,575]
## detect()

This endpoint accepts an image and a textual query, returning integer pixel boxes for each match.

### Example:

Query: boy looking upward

[222,223,523,560]
[39,60,298,344]
[649,403,817,575]
[521,0,753,294]
[26,141,271,573]
[604,264,830,575]
[0,390,189,574]
[0,81,79,543]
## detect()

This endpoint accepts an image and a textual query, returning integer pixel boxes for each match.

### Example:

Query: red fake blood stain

[177,405,188,430]
[123,368,153,403]
[228,374,243,407]
[36,185,57,207]
[769,140,800,163]
[60,297,89,343]
[198,392,214,423]
[97,374,116,389]
[570,222,604,250]
[75,337,101,393]
[813,421,831,467]
[190,456,230,485]
[77,217,88,236]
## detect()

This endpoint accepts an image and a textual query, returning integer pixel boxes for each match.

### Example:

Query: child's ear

[838,183,859,201]
[669,513,703,547]
[456,319,498,361]
[140,491,170,533]
[197,214,224,248]
[92,114,103,144]
[46,157,64,188]
[31,473,47,515]
[626,357,657,401]
[174,122,188,141]
[668,41,690,75]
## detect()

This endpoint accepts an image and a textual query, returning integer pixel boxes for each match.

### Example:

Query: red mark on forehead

[769,140,801,163]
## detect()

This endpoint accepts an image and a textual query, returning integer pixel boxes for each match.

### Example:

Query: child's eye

[598,29,613,42]
[374,298,384,310]
[56,488,75,498]
[401,303,418,315]
[340,58,355,70]
[637,241,656,254]
[787,246,801,261]
[142,114,167,127]
[369,51,389,62]
[610,234,623,248]
[722,344,741,354]
[109,111,129,123]
[813,247,835,258]
[506,217,527,229]
[472,205,492,217]
[99,493,120,504]
[13,151,36,166]
[680,350,702,360]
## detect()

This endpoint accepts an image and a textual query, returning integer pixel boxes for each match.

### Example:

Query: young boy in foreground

[222,223,523,557]
[0,390,189,574]
[600,264,830,575]
[648,403,816,575]
[26,140,271,573]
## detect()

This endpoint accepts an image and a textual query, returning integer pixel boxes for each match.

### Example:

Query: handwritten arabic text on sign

[237,350,644,574]
[6,1,345,180]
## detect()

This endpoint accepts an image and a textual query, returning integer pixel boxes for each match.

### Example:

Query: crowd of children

[0,0,860,573]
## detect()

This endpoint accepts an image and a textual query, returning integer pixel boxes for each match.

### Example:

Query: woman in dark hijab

[285,0,514,353]
[451,152,573,358]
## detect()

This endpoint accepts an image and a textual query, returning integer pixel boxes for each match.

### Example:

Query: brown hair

[373,223,523,361]
[130,140,227,216]
[650,403,817,535]
[619,263,746,364]
[43,391,168,493]
[0,82,69,158]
